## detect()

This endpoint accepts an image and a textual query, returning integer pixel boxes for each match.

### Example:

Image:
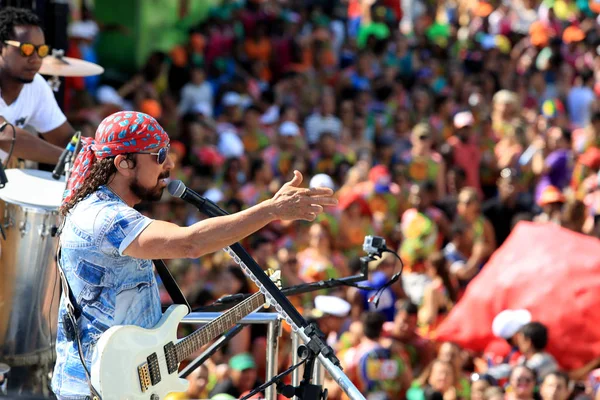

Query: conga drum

[0,169,65,394]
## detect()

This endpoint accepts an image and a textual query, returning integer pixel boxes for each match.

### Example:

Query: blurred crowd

[63,0,600,398]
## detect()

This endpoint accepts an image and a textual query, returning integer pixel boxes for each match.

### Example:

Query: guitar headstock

[264,269,282,308]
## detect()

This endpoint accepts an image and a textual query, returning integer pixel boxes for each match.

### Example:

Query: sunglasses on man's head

[3,40,50,58]
[136,145,170,164]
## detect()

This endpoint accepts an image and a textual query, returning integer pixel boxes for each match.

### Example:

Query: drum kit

[0,51,104,396]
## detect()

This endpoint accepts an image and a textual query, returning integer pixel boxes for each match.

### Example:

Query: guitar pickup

[164,342,178,374]
[137,363,151,393]
[147,353,161,385]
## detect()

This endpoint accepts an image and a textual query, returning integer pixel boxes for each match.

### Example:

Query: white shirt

[178,82,213,116]
[0,73,67,160]
[304,112,342,145]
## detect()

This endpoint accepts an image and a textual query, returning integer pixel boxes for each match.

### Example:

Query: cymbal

[39,55,104,77]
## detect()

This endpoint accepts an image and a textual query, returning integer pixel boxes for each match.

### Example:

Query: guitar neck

[175,292,265,362]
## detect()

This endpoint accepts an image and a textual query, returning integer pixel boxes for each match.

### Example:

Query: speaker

[0,0,35,8]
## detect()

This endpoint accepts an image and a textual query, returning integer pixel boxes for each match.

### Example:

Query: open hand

[268,170,337,221]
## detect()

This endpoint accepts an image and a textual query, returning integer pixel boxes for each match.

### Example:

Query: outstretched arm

[124,171,338,260]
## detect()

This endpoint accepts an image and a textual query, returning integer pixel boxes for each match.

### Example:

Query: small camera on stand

[362,235,386,256]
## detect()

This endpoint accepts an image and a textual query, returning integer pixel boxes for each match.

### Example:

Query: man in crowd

[0,7,75,163]
[209,353,261,399]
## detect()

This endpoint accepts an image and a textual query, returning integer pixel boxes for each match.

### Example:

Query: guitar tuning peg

[271,270,282,289]
[264,270,282,308]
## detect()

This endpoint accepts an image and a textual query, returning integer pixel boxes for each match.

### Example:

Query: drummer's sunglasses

[135,145,170,165]
[3,40,50,58]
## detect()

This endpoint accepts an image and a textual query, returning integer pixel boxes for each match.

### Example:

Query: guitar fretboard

[175,292,265,362]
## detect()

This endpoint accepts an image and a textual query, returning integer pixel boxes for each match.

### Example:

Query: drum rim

[0,199,60,213]
[0,168,65,209]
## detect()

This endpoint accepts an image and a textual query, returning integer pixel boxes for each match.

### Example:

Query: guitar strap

[55,244,190,398]
[152,259,191,313]
[55,245,103,400]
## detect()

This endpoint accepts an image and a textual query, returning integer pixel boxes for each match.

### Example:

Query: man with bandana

[51,111,337,399]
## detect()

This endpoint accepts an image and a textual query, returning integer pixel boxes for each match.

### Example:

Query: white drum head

[0,169,66,209]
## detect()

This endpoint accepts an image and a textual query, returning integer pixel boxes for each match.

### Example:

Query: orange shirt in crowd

[244,37,272,62]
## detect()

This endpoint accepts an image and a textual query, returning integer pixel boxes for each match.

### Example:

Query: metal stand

[180,193,366,400]
[181,312,282,400]
[276,326,328,400]
[46,49,67,93]
[291,331,325,400]
[47,76,61,93]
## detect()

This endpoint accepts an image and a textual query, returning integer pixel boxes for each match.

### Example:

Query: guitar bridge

[137,363,151,393]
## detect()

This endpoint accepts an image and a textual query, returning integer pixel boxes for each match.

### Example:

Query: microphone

[167,180,226,216]
[52,132,80,180]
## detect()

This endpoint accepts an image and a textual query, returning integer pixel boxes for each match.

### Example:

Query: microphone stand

[65,132,81,183]
[188,199,366,400]
[198,253,379,313]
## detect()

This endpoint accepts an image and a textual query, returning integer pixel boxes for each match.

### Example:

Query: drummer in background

[0,7,75,164]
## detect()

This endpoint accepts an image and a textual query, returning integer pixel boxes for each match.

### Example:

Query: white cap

[218,131,244,158]
[454,111,474,129]
[492,309,532,339]
[261,106,280,125]
[222,92,242,107]
[193,102,213,117]
[279,121,300,137]
[96,85,125,108]
[204,187,224,203]
[309,173,335,190]
[314,295,351,318]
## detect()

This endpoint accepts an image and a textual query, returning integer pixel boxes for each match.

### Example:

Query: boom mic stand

[201,251,380,313]
[170,183,366,400]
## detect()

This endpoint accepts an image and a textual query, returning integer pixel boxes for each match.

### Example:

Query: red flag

[435,222,600,370]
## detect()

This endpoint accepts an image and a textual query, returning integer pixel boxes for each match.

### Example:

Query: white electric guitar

[90,272,280,400]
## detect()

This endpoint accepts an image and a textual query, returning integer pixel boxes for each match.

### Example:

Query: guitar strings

[145,292,264,378]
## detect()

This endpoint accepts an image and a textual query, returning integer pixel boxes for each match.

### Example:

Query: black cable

[239,358,308,400]
[368,247,404,308]
[300,249,404,309]
[1,122,16,168]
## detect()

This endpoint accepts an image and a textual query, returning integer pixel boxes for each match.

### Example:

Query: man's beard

[130,172,170,202]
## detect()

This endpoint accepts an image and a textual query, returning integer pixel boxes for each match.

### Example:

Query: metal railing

[181,312,282,400]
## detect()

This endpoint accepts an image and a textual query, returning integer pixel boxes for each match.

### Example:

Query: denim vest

[51,186,162,399]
